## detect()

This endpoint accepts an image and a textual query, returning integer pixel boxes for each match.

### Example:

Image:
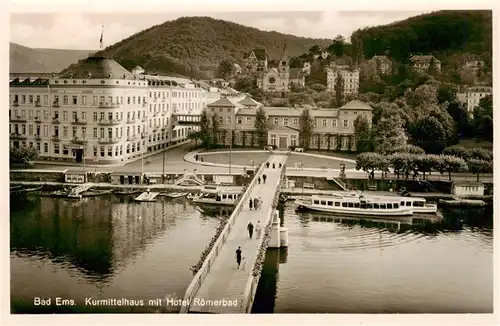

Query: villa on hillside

[456,86,492,116]
[204,98,372,151]
[368,55,393,75]
[243,49,268,74]
[410,54,441,73]
[326,63,360,95]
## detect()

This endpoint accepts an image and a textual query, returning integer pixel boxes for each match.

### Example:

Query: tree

[234,77,257,93]
[472,95,493,141]
[328,35,346,57]
[334,73,344,108]
[211,113,220,147]
[389,152,413,179]
[298,108,314,149]
[410,116,447,154]
[309,45,321,55]
[467,159,492,182]
[355,152,383,176]
[353,115,372,153]
[216,59,234,80]
[10,146,39,168]
[374,115,408,154]
[441,155,468,181]
[443,146,469,160]
[198,111,212,148]
[468,148,493,161]
[387,144,425,155]
[428,57,438,75]
[254,107,268,147]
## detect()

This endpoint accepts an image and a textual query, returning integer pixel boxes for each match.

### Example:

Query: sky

[10,10,431,50]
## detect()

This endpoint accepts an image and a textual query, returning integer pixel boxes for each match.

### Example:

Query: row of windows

[10,109,174,128]
[12,89,210,107]
[314,200,401,209]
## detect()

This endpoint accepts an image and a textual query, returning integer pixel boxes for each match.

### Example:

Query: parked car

[294,147,304,153]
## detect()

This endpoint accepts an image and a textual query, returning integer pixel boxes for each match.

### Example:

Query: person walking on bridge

[257,176,261,184]
[249,198,253,210]
[236,246,242,269]
[255,221,262,239]
[262,174,267,183]
[253,197,259,210]
[247,222,254,239]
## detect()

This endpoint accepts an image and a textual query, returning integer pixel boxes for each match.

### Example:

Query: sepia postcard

[3,0,498,325]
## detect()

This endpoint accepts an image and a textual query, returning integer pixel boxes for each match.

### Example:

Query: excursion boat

[192,189,241,206]
[296,193,413,217]
[296,191,438,216]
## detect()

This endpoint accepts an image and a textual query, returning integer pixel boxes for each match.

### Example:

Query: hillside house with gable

[243,49,268,74]
[410,54,441,73]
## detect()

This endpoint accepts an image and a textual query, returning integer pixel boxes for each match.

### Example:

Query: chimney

[87,72,92,78]
[108,73,112,78]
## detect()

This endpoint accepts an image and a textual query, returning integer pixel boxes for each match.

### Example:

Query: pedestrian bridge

[179,154,288,313]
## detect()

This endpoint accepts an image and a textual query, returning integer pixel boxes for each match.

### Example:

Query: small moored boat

[192,189,241,206]
[114,189,142,195]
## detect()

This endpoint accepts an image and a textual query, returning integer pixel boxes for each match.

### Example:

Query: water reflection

[253,202,493,313]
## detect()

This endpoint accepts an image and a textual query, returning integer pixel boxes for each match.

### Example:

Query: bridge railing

[241,164,287,313]
[179,162,266,313]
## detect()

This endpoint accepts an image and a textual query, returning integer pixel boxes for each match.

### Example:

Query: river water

[10,194,493,313]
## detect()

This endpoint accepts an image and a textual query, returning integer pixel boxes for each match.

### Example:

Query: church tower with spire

[278,41,290,90]
[278,41,289,73]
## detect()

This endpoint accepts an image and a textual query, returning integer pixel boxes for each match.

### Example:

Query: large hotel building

[9,56,222,165]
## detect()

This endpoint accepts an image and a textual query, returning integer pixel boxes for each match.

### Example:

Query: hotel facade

[9,57,221,165]
[205,98,372,152]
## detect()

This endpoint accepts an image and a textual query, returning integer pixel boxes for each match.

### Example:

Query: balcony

[13,101,19,107]
[98,137,121,144]
[127,118,136,124]
[142,103,148,107]
[10,133,27,140]
[35,101,41,107]
[52,118,60,124]
[34,117,42,123]
[98,102,121,109]
[161,112,166,116]
[72,118,87,125]
[71,137,86,144]
[141,133,146,139]
[10,116,27,122]
[153,112,158,117]
[52,102,60,108]
[127,135,137,141]
[98,119,121,126]
[35,135,41,141]
[52,135,60,142]
[141,117,147,122]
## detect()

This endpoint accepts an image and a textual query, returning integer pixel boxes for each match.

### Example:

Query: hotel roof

[59,56,136,79]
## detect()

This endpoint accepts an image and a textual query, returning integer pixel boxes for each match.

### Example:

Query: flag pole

[99,25,104,50]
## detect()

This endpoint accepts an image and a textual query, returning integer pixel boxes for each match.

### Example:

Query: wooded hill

[95,16,331,79]
[350,10,492,66]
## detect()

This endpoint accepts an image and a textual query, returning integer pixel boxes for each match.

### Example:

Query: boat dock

[67,183,94,198]
[134,191,160,202]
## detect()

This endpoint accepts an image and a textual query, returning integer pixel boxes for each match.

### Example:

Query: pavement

[189,154,288,313]
[14,143,492,183]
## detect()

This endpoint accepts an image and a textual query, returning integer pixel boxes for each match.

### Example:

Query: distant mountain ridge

[93,16,331,79]
[10,43,93,73]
